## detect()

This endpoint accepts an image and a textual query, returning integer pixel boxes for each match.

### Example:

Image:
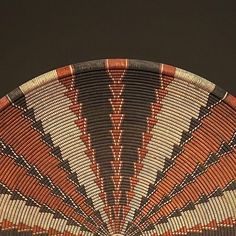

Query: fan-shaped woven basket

[0,59,236,236]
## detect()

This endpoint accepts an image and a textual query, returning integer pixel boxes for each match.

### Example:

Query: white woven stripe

[147,189,236,235]
[125,78,210,229]
[24,78,108,223]
[20,70,58,95]
[175,68,215,93]
[0,194,92,235]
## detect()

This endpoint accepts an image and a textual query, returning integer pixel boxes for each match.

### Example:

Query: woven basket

[0,59,235,236]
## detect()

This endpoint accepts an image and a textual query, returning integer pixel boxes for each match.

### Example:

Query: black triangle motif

[171,144,182,159]
[51,146,63,160]
[39,204,54,214]
[155,170,165,183]
[42,133,54,147]
[180,130,192,145]
[206,153,219,166]
[32,120,44,134]
[0,184,11,194]
[218,142,232,155]
[170,209,182,218]
[53,211,65,220]
[189,117,201,131]
[147,183,156,195]
[198,194,209,204]
[182,201,195,212]
[163,157,174,170]
[158,216,168,224]
[59,159,72,173]
[24,107,36,122]
[225,181,236,191]
[10,191,25,201]
[211,188,223,198]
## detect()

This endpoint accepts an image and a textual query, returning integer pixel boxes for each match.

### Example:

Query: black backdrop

[1,0,236,97]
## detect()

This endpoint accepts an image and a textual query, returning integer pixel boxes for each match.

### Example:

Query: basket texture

[0,59,236,236]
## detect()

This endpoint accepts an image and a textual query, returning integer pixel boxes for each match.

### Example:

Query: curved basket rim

[1,58,236,112]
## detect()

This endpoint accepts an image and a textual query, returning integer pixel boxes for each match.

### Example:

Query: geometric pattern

[0,59,235,235]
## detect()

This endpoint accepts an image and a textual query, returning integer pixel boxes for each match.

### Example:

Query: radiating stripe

[146,148,236,227]
[23,69,109,233]
[117,66,162,234]
[0,194,87,235]
[1,59,235,236]
[0,153,95,232]
[0,103,100,230]
[123,64,175,232]
[126,77,211,228]
[146,189,236,235]
[106,58,127,233]
[135,100,236,224]
[72,64,115,234]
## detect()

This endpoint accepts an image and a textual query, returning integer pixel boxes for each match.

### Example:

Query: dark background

[1,0,236,97]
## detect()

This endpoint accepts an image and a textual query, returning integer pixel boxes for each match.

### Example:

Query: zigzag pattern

[0,59,235,235]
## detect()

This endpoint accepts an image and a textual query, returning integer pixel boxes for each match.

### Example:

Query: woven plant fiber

[0,59,236,236]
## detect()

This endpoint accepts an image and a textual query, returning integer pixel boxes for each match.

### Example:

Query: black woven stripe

[132,92,225,224]
[167,92,222,173]
[7,87,25,105]
[0,142,92,227]
[73,69,114,204]
[145,91,222,193]
[1,105,100,231]
[140,143,236,227]
[120,67,161,204]
[7,95,94,212]
[169,134,236,199]
[211,86,227,101]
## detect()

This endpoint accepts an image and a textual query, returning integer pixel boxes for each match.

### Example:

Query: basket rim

[1,58,236,111]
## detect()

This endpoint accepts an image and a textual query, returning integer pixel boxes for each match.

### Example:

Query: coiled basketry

[0,59,235,235]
